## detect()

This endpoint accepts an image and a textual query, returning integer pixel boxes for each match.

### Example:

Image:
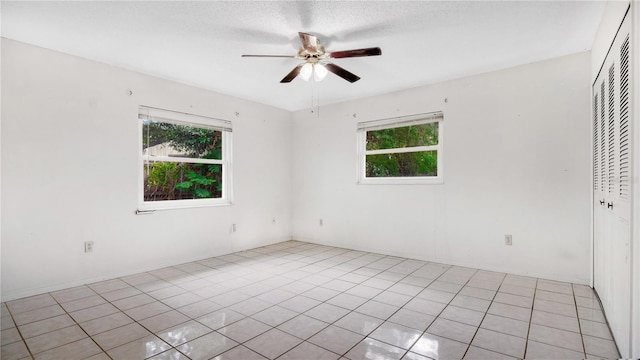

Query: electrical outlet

[319,219,323,226]
[84,241,94,253]
[505,235,513,246]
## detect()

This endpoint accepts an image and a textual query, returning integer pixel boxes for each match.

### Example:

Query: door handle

[599,200,605,205]
[607,202,613,209]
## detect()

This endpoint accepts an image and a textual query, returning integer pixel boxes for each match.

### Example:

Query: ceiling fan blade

[242,55,296,58]
[324,63,361,83]
[280,64,304,83]
[329,47,382,59]
[298,32,319,54]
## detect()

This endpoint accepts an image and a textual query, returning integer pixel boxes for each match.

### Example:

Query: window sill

[358,177,443,185]
[137,199,232,213]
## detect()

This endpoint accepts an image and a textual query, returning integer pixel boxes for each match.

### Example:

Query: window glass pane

[144,161,222,201]
[366,151,437,177]
[142,121,222,160]
[366,122,438,151]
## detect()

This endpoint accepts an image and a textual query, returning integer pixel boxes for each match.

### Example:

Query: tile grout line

[529,282,614,356]
[104,277,211,358]
[6,285,143,359]
[363,266,502,358]
[139,242,366,359]
[412,266,490,358]
[459,271,505,359]
[166,245,304,357]
[4,242,314,359]
[413,268,482,359]
[270,250,437,359]
[62,286,139,359]
[4,303,36,360]
[527,281,606,357]
[522,277,539,359]
[326,260,440,359]
[80,260,269,359]
[276,251,412,359]
[125,248,314,358]
[138,244,311,359]
[579,287,622,359]
[182,251,488,359]
[240,243,375,359]
[572,284,588,359]
[40,288,113,360]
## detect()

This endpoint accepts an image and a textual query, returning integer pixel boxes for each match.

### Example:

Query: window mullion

[145,156,223,165]
[365,145,438,156]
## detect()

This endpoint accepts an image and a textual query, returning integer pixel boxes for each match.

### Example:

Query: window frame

[357,112,444,185]
[137,106,233,211]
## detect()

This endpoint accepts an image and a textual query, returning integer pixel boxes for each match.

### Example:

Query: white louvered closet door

[592,11,632,357]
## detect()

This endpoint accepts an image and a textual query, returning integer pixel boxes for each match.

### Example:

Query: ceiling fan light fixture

[300,63,313,81]
[314,63,328,81]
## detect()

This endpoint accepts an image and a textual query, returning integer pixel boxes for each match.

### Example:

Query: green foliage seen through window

[365,122,438,177]
[143,122,222,200]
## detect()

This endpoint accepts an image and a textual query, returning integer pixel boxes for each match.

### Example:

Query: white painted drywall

[0,39,293,302]
[0,37,595,302]
[292,52,592,284]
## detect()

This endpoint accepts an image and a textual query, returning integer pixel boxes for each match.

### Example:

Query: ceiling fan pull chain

[309,81,320,118]
[310,81,315,113]
[315,84,320,119]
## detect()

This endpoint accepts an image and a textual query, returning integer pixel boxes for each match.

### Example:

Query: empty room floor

[1,241,619,360]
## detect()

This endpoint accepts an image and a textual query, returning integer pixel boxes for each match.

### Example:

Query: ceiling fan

[242,32,381,83]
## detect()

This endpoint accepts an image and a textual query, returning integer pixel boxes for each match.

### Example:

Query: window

[138,106,232,210]
[357,112,443,184]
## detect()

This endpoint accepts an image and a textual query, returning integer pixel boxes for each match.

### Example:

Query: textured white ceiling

[1,1,605,111]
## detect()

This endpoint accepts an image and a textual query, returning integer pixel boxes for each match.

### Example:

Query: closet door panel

[592,12,632,358]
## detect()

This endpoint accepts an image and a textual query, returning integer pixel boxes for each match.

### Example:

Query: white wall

[0,37,596,302]
[292,52,592,284]
[1,39,293,302]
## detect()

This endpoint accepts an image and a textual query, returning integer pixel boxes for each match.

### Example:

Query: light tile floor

[0,241,619,360]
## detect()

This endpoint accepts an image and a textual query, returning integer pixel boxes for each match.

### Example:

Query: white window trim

[137,106,233,211]
[357,112,444,185]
